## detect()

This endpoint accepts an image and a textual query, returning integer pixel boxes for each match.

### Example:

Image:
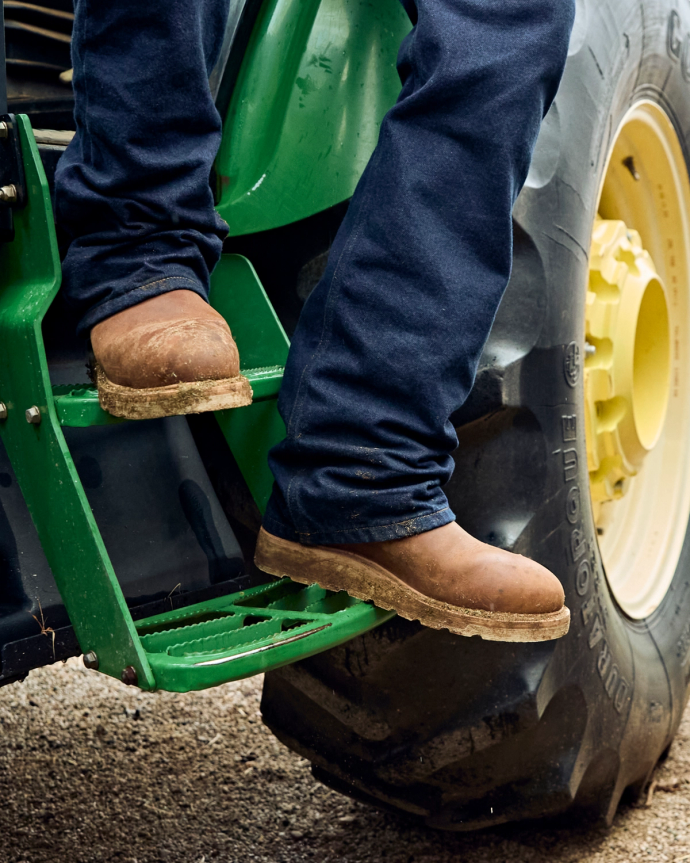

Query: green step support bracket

[0,115,393,693]
[208,253,291,513]
[0,116,155,688]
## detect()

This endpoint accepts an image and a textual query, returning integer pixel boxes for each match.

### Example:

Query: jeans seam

[82,0,92,164]
[132,276,200,291]
[285,149,383,439]
[283,141,388,531]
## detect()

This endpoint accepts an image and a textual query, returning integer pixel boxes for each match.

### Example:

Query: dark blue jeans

[265,0,575,545]
[55,0,230,334]
[56,0,575,545]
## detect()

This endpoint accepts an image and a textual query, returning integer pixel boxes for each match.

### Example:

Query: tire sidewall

[512,0,690,789]
[262,0,690,824]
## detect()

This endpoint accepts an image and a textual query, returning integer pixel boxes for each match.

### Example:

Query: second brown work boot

[91,290,253,420]
[255,522,570,642]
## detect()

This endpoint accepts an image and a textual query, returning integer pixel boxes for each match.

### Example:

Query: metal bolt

[121,666,138,686]
[0,403,6,420]
[83,651,99,670]
[0,121,8,139]
[584,341,597,356]
[25,406,41,424]
[0,184,17,204]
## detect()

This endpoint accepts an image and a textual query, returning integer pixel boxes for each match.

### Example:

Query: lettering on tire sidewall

[554,409,630,714]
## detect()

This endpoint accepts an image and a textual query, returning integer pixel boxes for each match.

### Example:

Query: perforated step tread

[135,579,393,692]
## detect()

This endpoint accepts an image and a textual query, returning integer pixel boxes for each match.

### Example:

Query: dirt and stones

[2,658,690,863]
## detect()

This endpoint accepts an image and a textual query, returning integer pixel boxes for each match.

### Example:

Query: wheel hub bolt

[0,403,7,420]
[25,406,41,424]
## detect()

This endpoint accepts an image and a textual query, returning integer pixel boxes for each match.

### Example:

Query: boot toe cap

[488,554,564,615]
[93,317,241,388]
[458,549,565,615]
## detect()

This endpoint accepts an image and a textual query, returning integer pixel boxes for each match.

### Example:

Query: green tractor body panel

[215,0,410,236]
[0,116,394,693]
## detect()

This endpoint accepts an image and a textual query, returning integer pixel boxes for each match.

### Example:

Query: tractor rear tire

[261,0,690,828]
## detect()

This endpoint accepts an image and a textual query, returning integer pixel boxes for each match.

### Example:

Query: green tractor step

[0,115,392,693]
[53,366,285,426]
[130,579,385,692]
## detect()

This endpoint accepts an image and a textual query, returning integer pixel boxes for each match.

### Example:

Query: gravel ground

[2,659,690,863]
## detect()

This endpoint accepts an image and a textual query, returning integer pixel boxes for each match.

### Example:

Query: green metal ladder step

[133,579,386,692]
[0,116,392,693]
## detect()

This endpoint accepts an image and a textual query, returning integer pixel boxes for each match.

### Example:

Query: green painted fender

[215,0,410,236]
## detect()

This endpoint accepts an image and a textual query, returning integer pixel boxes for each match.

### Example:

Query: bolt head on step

[0,184,18,204]
[0,402,7,420]
[83,651,99,670]
[25,406,41,424]
[121,666,138,686]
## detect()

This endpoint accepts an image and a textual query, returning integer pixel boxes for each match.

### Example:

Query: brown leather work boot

[255,522,569,642]
[91,290,253,420]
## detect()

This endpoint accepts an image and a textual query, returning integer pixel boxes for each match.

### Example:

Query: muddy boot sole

[255,528,570,642]
[96,364,253,420]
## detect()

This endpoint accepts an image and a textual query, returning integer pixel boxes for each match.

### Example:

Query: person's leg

[54,0,252,419]
[257,0,576,641]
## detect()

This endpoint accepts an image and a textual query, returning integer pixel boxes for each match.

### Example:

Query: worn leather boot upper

[91,290,241,388]
[335,522,564,615]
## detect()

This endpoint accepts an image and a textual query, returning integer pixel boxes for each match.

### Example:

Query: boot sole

[96,364,253,420]
[255,528,570,642]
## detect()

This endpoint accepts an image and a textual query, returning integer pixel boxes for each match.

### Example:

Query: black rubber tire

[260,0,690,829]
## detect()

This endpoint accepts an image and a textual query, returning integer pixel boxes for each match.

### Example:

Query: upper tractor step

[0,115,392,692]
[52,364,284,427]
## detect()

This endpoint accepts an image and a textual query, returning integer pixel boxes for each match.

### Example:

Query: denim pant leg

[54,0,230,335]
[264,0,576,546]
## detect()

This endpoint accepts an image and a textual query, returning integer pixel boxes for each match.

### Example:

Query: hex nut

[0,184,18,204]
[83,651,99,670]
[121,666,138,686]
[0,121,9,139]
[0,403,7,420]
[25,406,41,424]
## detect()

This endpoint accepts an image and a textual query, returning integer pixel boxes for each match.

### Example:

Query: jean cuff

[78,276,208,334]
[262,506,456,546]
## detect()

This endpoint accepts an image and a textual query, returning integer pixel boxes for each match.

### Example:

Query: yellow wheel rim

[586,101,690,619]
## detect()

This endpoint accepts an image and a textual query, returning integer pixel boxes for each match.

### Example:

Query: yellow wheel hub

[585,101,690,619]
[586,219,671,515]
